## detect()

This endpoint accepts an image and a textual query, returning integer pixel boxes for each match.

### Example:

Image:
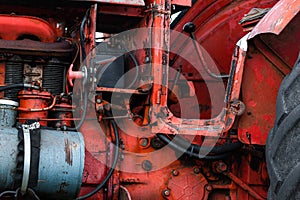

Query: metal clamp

[21,126,31,194]
[20,122,40,194]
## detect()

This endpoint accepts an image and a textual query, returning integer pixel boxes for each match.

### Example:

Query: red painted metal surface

[249,0,300,39]
[0,15,57,42]
[0,0,298,199]
[18,90,52,126]
[238,4,300,145]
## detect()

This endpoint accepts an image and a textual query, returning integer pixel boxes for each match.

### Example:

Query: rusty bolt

[193,167,200,174]
[218,162,228,173]
[142,160,152,171]
[172,169,179,176]
[96,99,102,104]
[162,189,170,197]
[139,138,149,147]
[205,185,212,192]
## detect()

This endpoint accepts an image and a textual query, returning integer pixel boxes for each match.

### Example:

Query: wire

[169,135,243,154]
[80,9,90,63]
[0,83,39,91]
[66,86,88,131]
[157,134,236,160]
[18,96,57,112]
[76,119,119,199]
[0,190,17,198]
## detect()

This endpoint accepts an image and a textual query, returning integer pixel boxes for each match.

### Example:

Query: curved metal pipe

[0,15,57,42]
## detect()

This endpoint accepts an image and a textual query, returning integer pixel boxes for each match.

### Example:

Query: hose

[80,9,90,62]
[76,119,119,200]
[0,83,39,91]
[66,86,88,131]
[157,134,241,160]
[170,135,243,154]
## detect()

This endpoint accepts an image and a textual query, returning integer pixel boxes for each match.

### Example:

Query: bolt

[205,185,212,192]
[139,138,149,147]
[218,162,228,172]
[96,99,102,104]
[172,169,179,176]
[162,189,170,197]
[142,160,152,171]
[193,167,200,174]
[206,172,211,177]
[150,137,165,149]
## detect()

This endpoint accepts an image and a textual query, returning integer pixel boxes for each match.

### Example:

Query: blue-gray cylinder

[0,99,18,127]
[0,128,85,199]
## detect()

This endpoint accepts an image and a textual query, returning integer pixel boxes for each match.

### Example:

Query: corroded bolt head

[218,162,228,172]
[162,189,170,197]
[205,185,212,191]
[96,99,102,104]
[172,169,179,176]
[193,167,200,174]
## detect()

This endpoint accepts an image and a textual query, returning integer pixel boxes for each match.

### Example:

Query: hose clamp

[20,122,40,194]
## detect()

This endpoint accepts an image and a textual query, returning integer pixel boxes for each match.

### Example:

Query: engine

[0,0,289,199]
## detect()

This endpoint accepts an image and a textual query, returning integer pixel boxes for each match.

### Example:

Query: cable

[76,119,119,199]
[0,190,17,198]
[157,134,237,160]
[66,86,88,131]
[0,83,39,91]
[170,135,243,154]
[80,9,90,62]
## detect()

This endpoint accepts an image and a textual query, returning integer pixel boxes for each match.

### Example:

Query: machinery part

[216,162,265,200]
[97,55,125,89]
[266,53,300,199]
[0,84,39,92]
[76,120,119,200]
[49,102,75,128]
[18,90,52,126]
[166,167,210,200]
[4,55,23,100]
[42,58,67,95]
[0,15,57,42]
[183,22,229,79]
[157,134,240,160]
[0,127,85,199]
[4,56,69,100]
[0,99,18,127]
[20,124,32,194]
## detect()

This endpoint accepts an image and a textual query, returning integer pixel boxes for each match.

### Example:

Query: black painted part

[157,134,234,160]
[225,58,237,103]
[4,56,23,101]
[266,53,300,200]
[97,55,125,88]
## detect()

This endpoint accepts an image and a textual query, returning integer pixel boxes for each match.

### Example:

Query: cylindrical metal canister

[0,99,18,127]
[18,90,52,126]
[0,128,85,199]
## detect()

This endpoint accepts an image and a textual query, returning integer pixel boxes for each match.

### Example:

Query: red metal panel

[249,0,300,39]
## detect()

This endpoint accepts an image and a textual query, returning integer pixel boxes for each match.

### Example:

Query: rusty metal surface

[239,10,300,145]
[249,0,300,39]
